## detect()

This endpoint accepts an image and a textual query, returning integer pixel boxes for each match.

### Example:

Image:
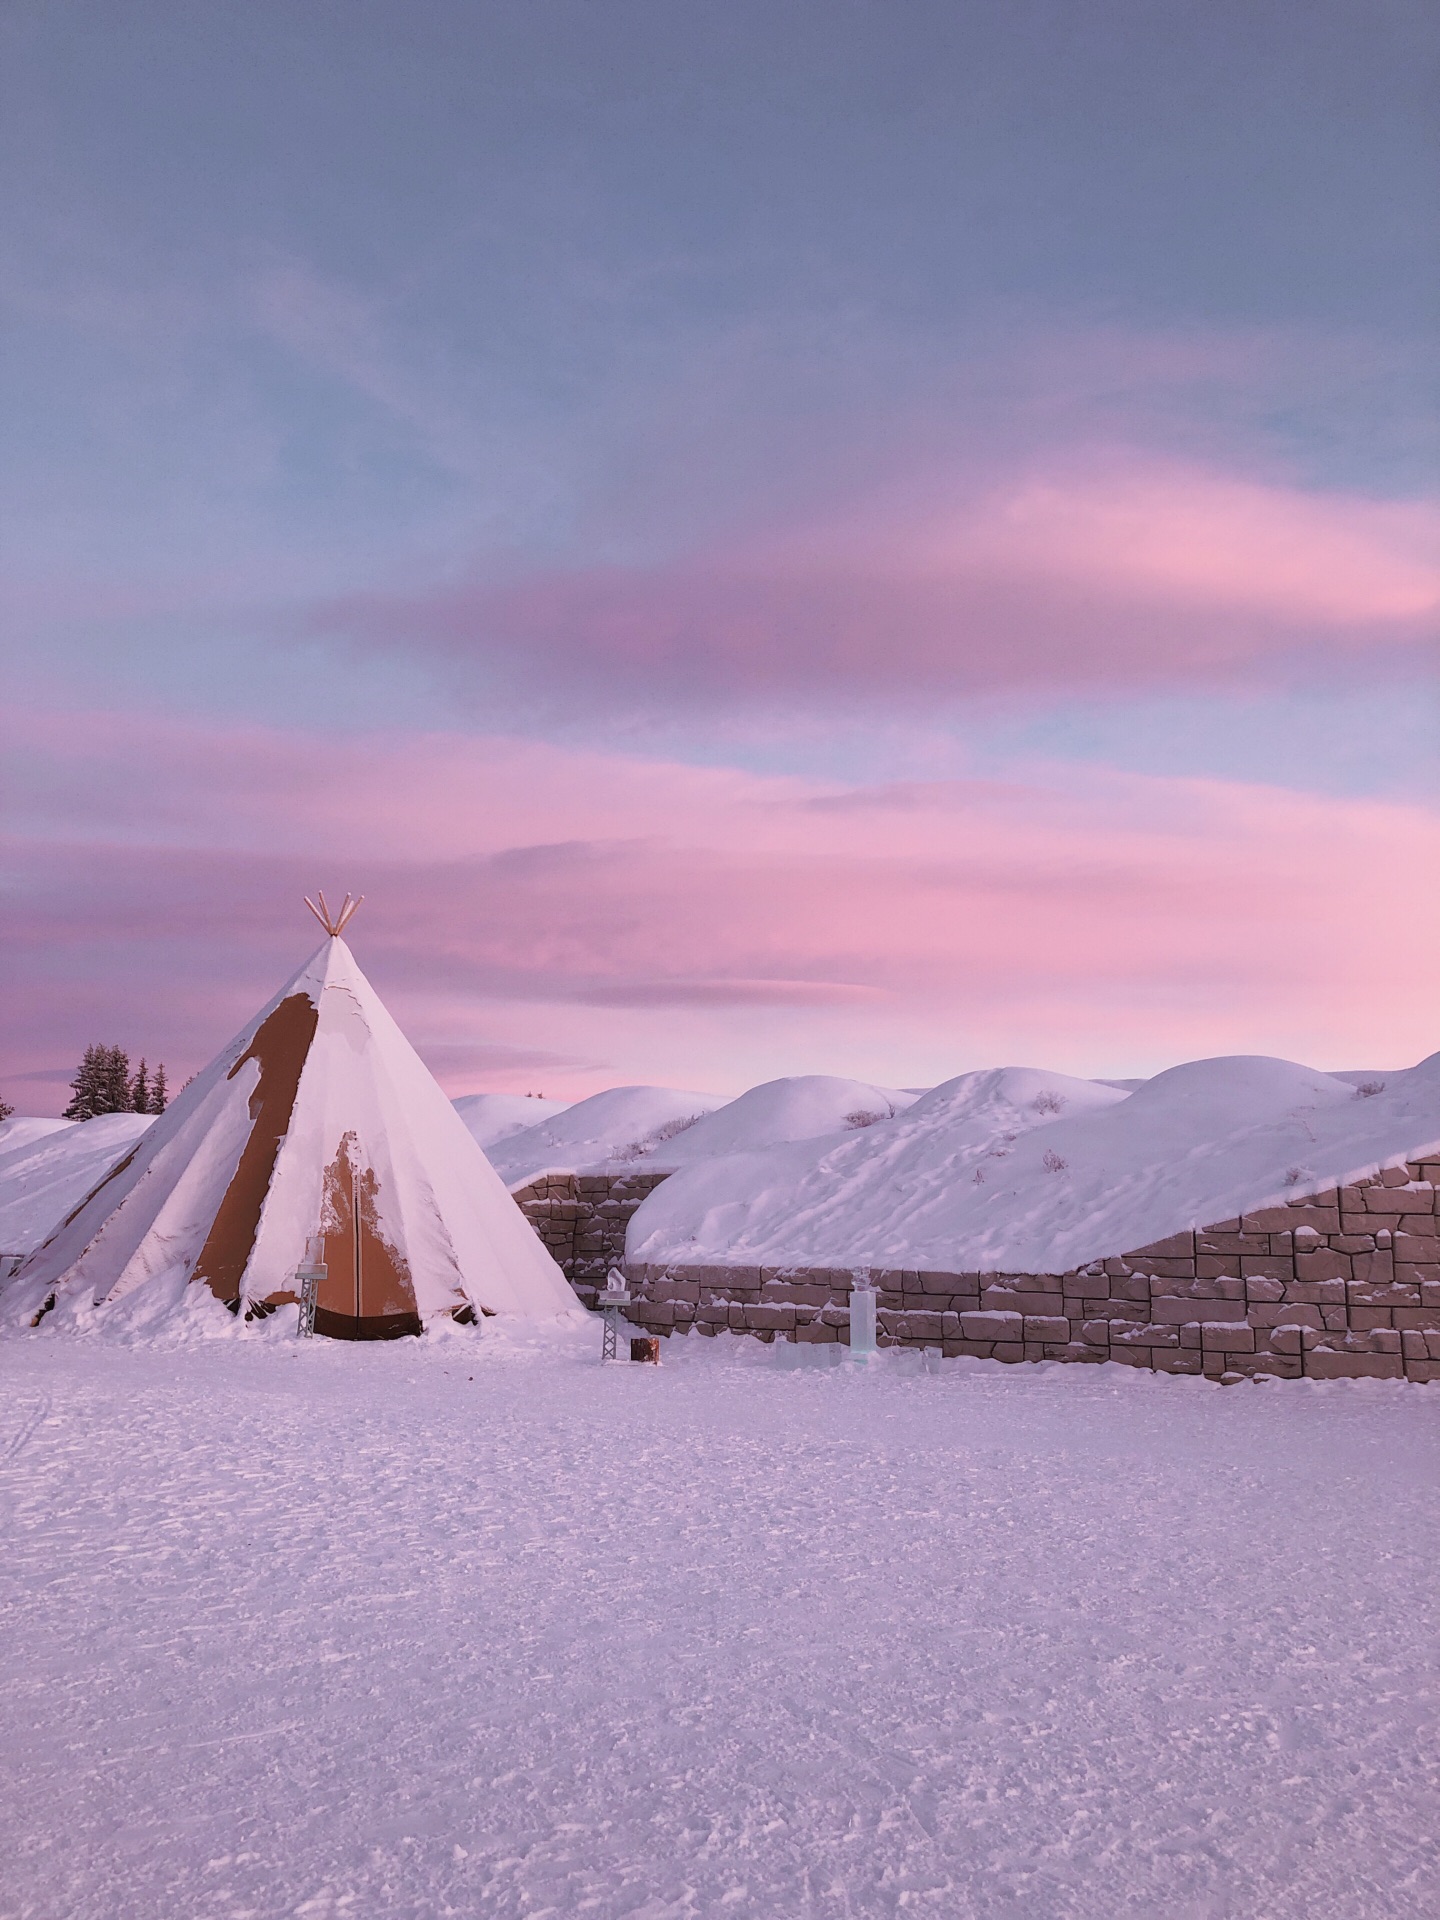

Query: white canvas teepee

[8,911,577,1337]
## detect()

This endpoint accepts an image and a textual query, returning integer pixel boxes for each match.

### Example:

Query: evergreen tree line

[63,1046,169,1120]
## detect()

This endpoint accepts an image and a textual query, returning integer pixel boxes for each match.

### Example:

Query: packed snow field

[3,1327,1436,1919]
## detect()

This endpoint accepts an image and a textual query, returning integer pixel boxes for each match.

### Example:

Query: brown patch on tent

[311,1130,421,1340]
[193,993,320,1302]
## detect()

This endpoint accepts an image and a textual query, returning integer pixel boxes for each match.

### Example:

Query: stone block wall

[510,1170,671,1300]
[620,1156,1440,1383]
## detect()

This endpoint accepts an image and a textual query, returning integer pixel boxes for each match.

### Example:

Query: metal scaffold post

[295,1233,326,1338]
[598,1268,631,1361]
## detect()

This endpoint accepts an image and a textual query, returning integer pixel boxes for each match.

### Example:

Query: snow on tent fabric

[4,936,576,1337]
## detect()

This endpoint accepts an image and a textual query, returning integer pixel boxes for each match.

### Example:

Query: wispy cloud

[5,706,1438,1108]
[317,451,1438,709]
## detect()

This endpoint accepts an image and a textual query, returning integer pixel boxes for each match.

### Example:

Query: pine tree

[64,1044,106,1120]
[97,1045,132,1115]
[149,1064,168,1114]
[63,1044,134,1120]
[131,1059,150,1113]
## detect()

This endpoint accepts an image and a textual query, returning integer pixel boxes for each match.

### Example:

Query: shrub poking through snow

[1042,1148,1068,1173]
[618,1113,707,1159]
[1355,1080,1385,1098]
[844,1110,886,1129]
[1032,1090,1067,1115]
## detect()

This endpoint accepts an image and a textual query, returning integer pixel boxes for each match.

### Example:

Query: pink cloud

[317,453,1438,704]
[874,457,1440,625]
[5,706,1440,1110]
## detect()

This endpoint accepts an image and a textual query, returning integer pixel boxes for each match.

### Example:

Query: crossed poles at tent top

[304,891,364,938]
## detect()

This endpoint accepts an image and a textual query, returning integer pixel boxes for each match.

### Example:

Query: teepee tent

[8,900,577,1337]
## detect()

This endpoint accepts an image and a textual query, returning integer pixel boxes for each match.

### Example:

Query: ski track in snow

[0,1389,51,1468]
[1,1333,1437,1920]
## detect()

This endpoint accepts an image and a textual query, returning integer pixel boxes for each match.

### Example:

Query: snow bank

[629,1054,1440,1274]
[0,1114,155,1259]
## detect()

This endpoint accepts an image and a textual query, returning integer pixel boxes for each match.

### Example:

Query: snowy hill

[0,1114,156,1259]
[485,1075,923,1187]
[485,1085,727,1186]
[452,1092,572,1151]
[627,1054,1440,1275]
[660,1075,920,1165]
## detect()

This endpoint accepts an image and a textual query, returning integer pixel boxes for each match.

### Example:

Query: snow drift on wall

[627,1055,1440,1276]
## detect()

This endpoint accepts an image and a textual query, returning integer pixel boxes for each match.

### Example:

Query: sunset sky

[3,1,1437,1111]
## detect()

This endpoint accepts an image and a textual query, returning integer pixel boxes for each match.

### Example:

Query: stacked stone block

[620,1156,1440,1383]
[510,1170,671,1301]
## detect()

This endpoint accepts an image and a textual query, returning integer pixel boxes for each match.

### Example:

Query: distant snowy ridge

[628,1054,1440,1276]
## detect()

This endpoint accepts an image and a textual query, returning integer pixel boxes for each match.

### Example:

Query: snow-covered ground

[2,1328,1435,1919]
[630,1055,1440,1273]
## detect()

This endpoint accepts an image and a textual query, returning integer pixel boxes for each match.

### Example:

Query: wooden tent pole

[303,892,364,938]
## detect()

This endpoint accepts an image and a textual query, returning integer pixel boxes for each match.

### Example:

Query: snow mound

[628,1053,1440,1275]
[0,1114,156,1259]
[452,1092,572,1151]
[662,1075,920,1165]
[488,1084,726,1186]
